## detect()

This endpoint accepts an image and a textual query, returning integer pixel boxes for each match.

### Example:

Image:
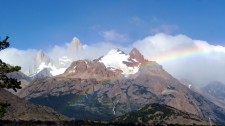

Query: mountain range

[14,48,225,125]
[26,37,83,78]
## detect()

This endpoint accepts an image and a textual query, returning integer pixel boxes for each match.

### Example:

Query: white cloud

[100,30,129,43]
[133,33,225,86]
[0,48,37,73]
[47,37,84,60]
[46,37,127,61]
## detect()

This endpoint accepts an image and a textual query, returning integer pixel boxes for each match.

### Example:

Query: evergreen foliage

[0,36,21,117]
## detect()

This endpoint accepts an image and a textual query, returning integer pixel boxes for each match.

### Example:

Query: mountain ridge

[112,103,209,125]
[0,88,70,121]
[18,48,225,124]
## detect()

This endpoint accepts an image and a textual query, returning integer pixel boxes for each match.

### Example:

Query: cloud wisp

[130,16,145,26]
[100,30,130,43]
[150,24,179,34]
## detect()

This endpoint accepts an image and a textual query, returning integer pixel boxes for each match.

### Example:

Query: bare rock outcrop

[62,60,122,81]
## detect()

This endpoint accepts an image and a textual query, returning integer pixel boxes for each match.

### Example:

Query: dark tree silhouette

[0,36,21,117]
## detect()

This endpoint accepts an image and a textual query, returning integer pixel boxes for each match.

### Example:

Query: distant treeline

[0,120,124,126]
[0,120,106,126]
[0,120,185,126]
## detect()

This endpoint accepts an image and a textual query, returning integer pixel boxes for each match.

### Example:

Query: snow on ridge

[37,62,67,76]
[31,48,141,77]
[99,48,140,75]
[59,56,72,63]
[29,54,72,77]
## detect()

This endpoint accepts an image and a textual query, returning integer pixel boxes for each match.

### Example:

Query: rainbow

[149,44,213,63]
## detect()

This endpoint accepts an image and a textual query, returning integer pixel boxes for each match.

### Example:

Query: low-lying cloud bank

[0,48,37,73]
[0,33,225,86]
[133,33,225,86]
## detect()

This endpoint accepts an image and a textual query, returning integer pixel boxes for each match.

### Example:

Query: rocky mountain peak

[27,50,53,76]
[35,50,51,66]
[68,37,83,51]
[35,50,45,64]
[129,48,145,63]
[99,48,140,75]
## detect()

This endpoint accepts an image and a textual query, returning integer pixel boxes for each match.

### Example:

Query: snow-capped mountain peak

[36,62,66,76]
[28,46,147,78]
[27,37,85,77]
[99,48,143,76]
[29,52,70,77]
[58,56,72,66]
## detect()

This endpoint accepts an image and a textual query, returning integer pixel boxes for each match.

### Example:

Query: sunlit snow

[99,49,139,75]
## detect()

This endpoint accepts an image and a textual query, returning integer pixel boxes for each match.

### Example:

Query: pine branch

[0,36,10,51]
[0,60,20,73]
[0,60,21,92]
[0,36,21,118]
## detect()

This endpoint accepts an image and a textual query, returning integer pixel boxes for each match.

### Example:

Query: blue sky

[1,0,225,50]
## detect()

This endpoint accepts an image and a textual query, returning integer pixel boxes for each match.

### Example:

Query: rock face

[33,68,53,79]
[28,50,52,76]
[68,37,83,51]
[35,50,52,67]
[112,103,208,125]
[19,77,99,100]
[62,60,122,81]
[129,48,147,63]
[202,81,225,100]
[0,88,69,121]
[18,48,225,124]
[200,81,225,109]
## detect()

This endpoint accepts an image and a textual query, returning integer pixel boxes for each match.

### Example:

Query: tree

[0,36,21,117]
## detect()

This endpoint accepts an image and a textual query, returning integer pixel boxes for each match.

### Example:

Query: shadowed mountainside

[0,88,70,121]
[112,103,209,125]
